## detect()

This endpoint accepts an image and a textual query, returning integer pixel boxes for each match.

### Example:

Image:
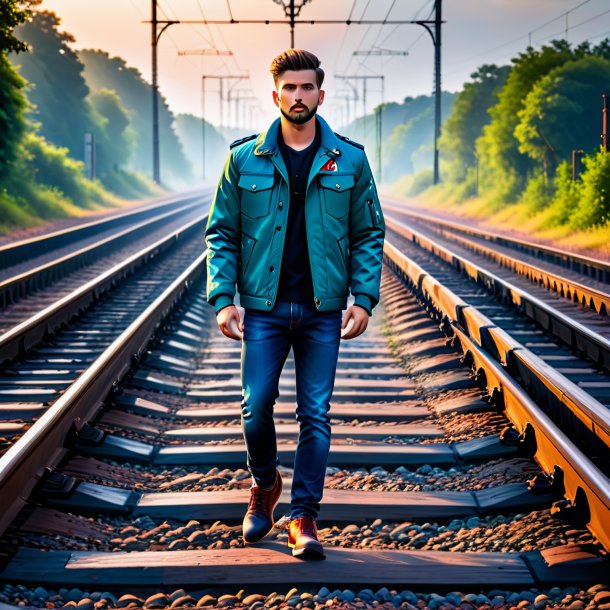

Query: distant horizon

[38,0,610,129]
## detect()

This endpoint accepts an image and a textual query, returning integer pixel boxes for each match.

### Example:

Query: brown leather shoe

[242,470,283,544]
[288,516,325,559]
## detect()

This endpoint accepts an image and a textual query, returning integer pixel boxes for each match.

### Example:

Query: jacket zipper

[367,199,381,226]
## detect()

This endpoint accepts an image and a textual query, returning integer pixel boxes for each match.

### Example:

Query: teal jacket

[205,115,385,314]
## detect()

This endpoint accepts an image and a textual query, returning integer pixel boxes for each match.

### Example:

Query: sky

[40,0,610,130]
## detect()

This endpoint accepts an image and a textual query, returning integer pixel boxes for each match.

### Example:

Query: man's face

[273,69,325,125]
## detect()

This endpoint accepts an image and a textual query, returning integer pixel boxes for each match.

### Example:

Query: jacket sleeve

[348,152,386,315]
[205,151,241,314]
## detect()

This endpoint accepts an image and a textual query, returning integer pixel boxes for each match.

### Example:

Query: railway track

[0,190,210,274]
[0,204,608,608]
[0,191,211,332]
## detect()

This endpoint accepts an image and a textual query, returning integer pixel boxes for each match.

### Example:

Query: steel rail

[0,248,207,537]
[385,216,610,453]
[386,214,610,368]
[0,199,205,308]
[383,201,610,314]
[0,190,209,271]
[0,212,208,367]
[384,239,610,552]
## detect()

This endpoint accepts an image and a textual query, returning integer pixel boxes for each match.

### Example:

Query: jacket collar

[254,115,342,158]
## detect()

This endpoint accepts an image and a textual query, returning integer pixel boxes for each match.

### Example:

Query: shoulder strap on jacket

[334,132,365,150]
[229,133,258,149]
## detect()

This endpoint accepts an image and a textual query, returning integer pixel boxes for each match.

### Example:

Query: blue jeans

[241,301,342,519]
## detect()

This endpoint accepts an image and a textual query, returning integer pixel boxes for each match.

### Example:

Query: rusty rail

[0,248,208,537]
[0,190,209,271]
[383,201,610,315]
[0,213,208,367]
[0,199,205,308]
[384,238,610,552]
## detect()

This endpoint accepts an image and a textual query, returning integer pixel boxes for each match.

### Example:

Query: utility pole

[151,0,159,184]
[178,49,233,181]
[146,1,443,182]
[433,0,442,184]
[336,75,384,179]
[233,91,258,129]
[273,0,312,46]
[150,0,178,185]
[572,149,585,181]
[202,75,249,129]
[375,106,382,183]
[335,75,382,121]
[414,0,443,184]
[226,77,249,127]
[201,74,248,180]
[603,94,608,152]
[338,83,358,126]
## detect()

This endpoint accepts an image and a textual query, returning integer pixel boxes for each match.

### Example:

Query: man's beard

[280,102,319,125]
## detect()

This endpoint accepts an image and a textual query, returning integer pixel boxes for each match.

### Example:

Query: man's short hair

[270,49,324,88]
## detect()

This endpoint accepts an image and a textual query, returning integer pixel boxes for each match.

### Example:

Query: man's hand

[341,305,369,340]
[216,305,244,341]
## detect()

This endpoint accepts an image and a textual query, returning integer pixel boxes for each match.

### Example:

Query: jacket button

[276,225,281,231]
[278,202,283,209]
[269,266,274,272]
[252,184,257,190]
[266,300,271,306]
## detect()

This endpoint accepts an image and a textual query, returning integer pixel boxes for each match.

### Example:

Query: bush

[521,172,552,213]
[545,161,581,226]
[571,149,610,228]
[408,169,434,195]
[0,187,33,231]
[100,167,162,199]
[22,133,108,208]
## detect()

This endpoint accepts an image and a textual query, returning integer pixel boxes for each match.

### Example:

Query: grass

[387,180,610,259]
[0,172,167,236]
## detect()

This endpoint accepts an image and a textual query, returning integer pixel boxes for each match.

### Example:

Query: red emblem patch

[320,159,338,172]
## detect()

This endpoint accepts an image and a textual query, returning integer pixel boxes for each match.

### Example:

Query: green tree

[89,88,135,175]
[174,112,227,181]
[572,149,610,228]
[0,0,32,53]
[546,161,582,226]
[340,92,455,182]
[11,10,96,159]
[477,41,583,201]
[0,54,28,181]
[440,64,509,184]
[515,56,610,182]
[79,49,192,186]
[0,0,32,181]
[384,108,434,181]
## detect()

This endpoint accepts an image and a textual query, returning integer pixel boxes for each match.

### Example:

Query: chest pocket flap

[319,174,355,218]
[318,174,355,192]
[238,174,274,218]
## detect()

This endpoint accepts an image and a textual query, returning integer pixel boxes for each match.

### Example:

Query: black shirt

[276,125,321,304]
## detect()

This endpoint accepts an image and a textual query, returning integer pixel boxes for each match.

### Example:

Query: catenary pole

[151,0,159,184]
[147,1,443,183]
[433,0,442,185]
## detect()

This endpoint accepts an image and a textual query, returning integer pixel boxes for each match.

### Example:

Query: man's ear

[318,89,325,106]
[272,90,280,108]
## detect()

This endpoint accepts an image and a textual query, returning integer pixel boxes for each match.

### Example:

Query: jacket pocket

[319,174,355,219]
[238,174,274,218]
[367,198,382,226]
[337,233,350,279]
[240,232,257,276]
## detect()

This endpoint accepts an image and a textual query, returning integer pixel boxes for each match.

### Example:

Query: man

[205,49,385,559]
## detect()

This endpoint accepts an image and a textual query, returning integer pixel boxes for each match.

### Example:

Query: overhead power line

[447,0,602,68]
[147,0,445,185]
